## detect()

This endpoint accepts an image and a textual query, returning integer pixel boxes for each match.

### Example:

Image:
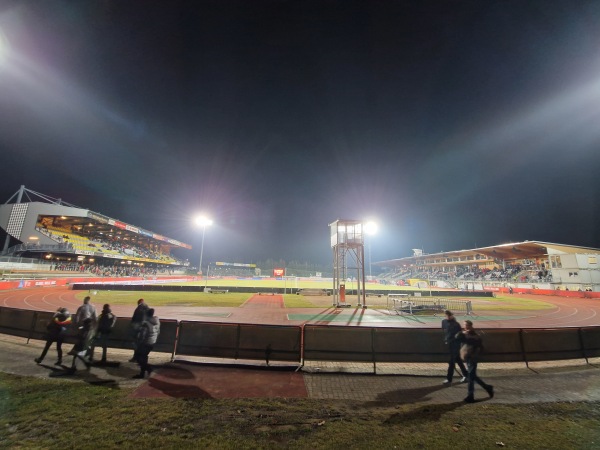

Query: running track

[0,286,599,328]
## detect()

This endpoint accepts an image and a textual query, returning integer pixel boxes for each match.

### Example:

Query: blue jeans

[447,341,467,381]
[466,360,491,396]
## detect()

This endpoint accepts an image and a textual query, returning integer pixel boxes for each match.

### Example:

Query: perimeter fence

[0,306,598,373]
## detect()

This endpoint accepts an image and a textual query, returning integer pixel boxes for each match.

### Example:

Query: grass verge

[0,372,598,449]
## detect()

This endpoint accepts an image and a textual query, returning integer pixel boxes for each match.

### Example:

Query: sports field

[76,277,554,311]
[77,289,554,311]
[4,277,598,328]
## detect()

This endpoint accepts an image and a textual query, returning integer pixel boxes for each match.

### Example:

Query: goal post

[283,276,298,294]
[387,293,473,316]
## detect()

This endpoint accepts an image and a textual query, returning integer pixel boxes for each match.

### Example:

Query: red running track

[0,286,599,328]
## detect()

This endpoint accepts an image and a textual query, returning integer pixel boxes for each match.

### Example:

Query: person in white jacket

[132,308,160,379]
[75,296,97,325]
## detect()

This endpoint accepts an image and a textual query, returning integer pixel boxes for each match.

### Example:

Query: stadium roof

[375,241,600,268]
[0,186,191,250]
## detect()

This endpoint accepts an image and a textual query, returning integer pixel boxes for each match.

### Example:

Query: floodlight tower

[329,219,367,308]
[194,215,213,276]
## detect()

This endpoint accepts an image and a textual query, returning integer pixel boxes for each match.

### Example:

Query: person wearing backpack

[35,307,72,365]
[90,304,117,363]
[455,319,494,403]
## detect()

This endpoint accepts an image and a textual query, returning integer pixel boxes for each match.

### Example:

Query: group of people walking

[34,296,160,379]
[442,309,494,403]
[34,299,493,400]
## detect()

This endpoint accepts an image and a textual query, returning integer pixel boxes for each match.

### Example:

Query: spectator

[34,307,72,365]
[90,304,117,363]
[455,320,494,403]
[75,296,97,326]
[129,298,149,362]
[133,308,160,379]
[441,310,468,385]
[67,318,95,373]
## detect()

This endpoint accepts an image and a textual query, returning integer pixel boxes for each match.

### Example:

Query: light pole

[194,215,213,276]
[364,221,378,279]
[0,29,10,66]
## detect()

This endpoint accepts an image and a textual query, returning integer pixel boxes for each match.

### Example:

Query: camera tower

[329,219,367,308]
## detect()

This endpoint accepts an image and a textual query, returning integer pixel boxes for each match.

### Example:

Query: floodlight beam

[194,215,213,275]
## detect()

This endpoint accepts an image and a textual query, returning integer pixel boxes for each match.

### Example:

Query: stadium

[1,190,599,447]
[1,186,598,366]
[1,185,599,296]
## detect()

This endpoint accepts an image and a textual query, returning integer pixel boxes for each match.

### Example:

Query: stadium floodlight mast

[0,29,9,66]
[364,221,379,278]
[194,215,213,276]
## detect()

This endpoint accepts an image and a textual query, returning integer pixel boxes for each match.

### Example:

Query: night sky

[1,0,599,266]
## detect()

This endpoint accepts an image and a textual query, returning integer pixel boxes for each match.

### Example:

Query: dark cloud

[1,0,599,265]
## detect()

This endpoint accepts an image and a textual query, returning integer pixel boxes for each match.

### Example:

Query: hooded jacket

[441,316,461,344]
[97,309,117,333]
[136,316,160,346]
[47,309,72,339]
[455,329,483,362]
[75,303,97,325]
[131,303,149,325]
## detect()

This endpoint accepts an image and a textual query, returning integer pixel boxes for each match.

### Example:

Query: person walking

[75,296,97,325]
[441,310,468,385]
[456,319,494,403]
[73,296,97,361]
[67,317,95,373]
[129,298,148,362]
[132,308,160,379]
[90,304,117,363]
[34,307,72,365]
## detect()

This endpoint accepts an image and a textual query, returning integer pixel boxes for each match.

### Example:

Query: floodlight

[193,215,213,275]
[194,216,213,227]
[0,31,8,66]
[363,221,379,279]
[364,221,378,235]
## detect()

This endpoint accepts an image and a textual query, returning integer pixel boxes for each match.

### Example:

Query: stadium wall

[0,276,196,291]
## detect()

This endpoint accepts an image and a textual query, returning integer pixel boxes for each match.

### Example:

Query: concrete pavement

[1,334,598,404]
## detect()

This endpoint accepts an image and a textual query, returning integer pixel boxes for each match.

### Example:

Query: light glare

[0,31,8,65]
[364,221,378,235]
[194,215,213,227]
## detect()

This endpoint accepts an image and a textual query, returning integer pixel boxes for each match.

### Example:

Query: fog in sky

[1,0,599,265]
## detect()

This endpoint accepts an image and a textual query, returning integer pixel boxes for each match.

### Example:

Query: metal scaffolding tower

[329,219,367,308]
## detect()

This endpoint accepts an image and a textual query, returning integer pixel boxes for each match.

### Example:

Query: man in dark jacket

[441,310,468,385]
[35,307,72,365]
[456,320,494,403]
[90,304,117,363]
[129,298,148,362]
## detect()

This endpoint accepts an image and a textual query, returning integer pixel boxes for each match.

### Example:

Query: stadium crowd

[379,262,552,285]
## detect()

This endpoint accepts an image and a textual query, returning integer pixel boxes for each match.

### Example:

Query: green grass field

[0,372,597,448]
[77,279,555,312]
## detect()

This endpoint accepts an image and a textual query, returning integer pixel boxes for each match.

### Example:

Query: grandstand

[376,241,600,292]
[0,186,191,274]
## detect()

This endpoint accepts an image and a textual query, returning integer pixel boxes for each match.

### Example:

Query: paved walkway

[1,334,598,404]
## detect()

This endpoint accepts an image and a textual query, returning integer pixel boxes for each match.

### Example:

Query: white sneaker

[460,376,468,383]
[442,379,451,385]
